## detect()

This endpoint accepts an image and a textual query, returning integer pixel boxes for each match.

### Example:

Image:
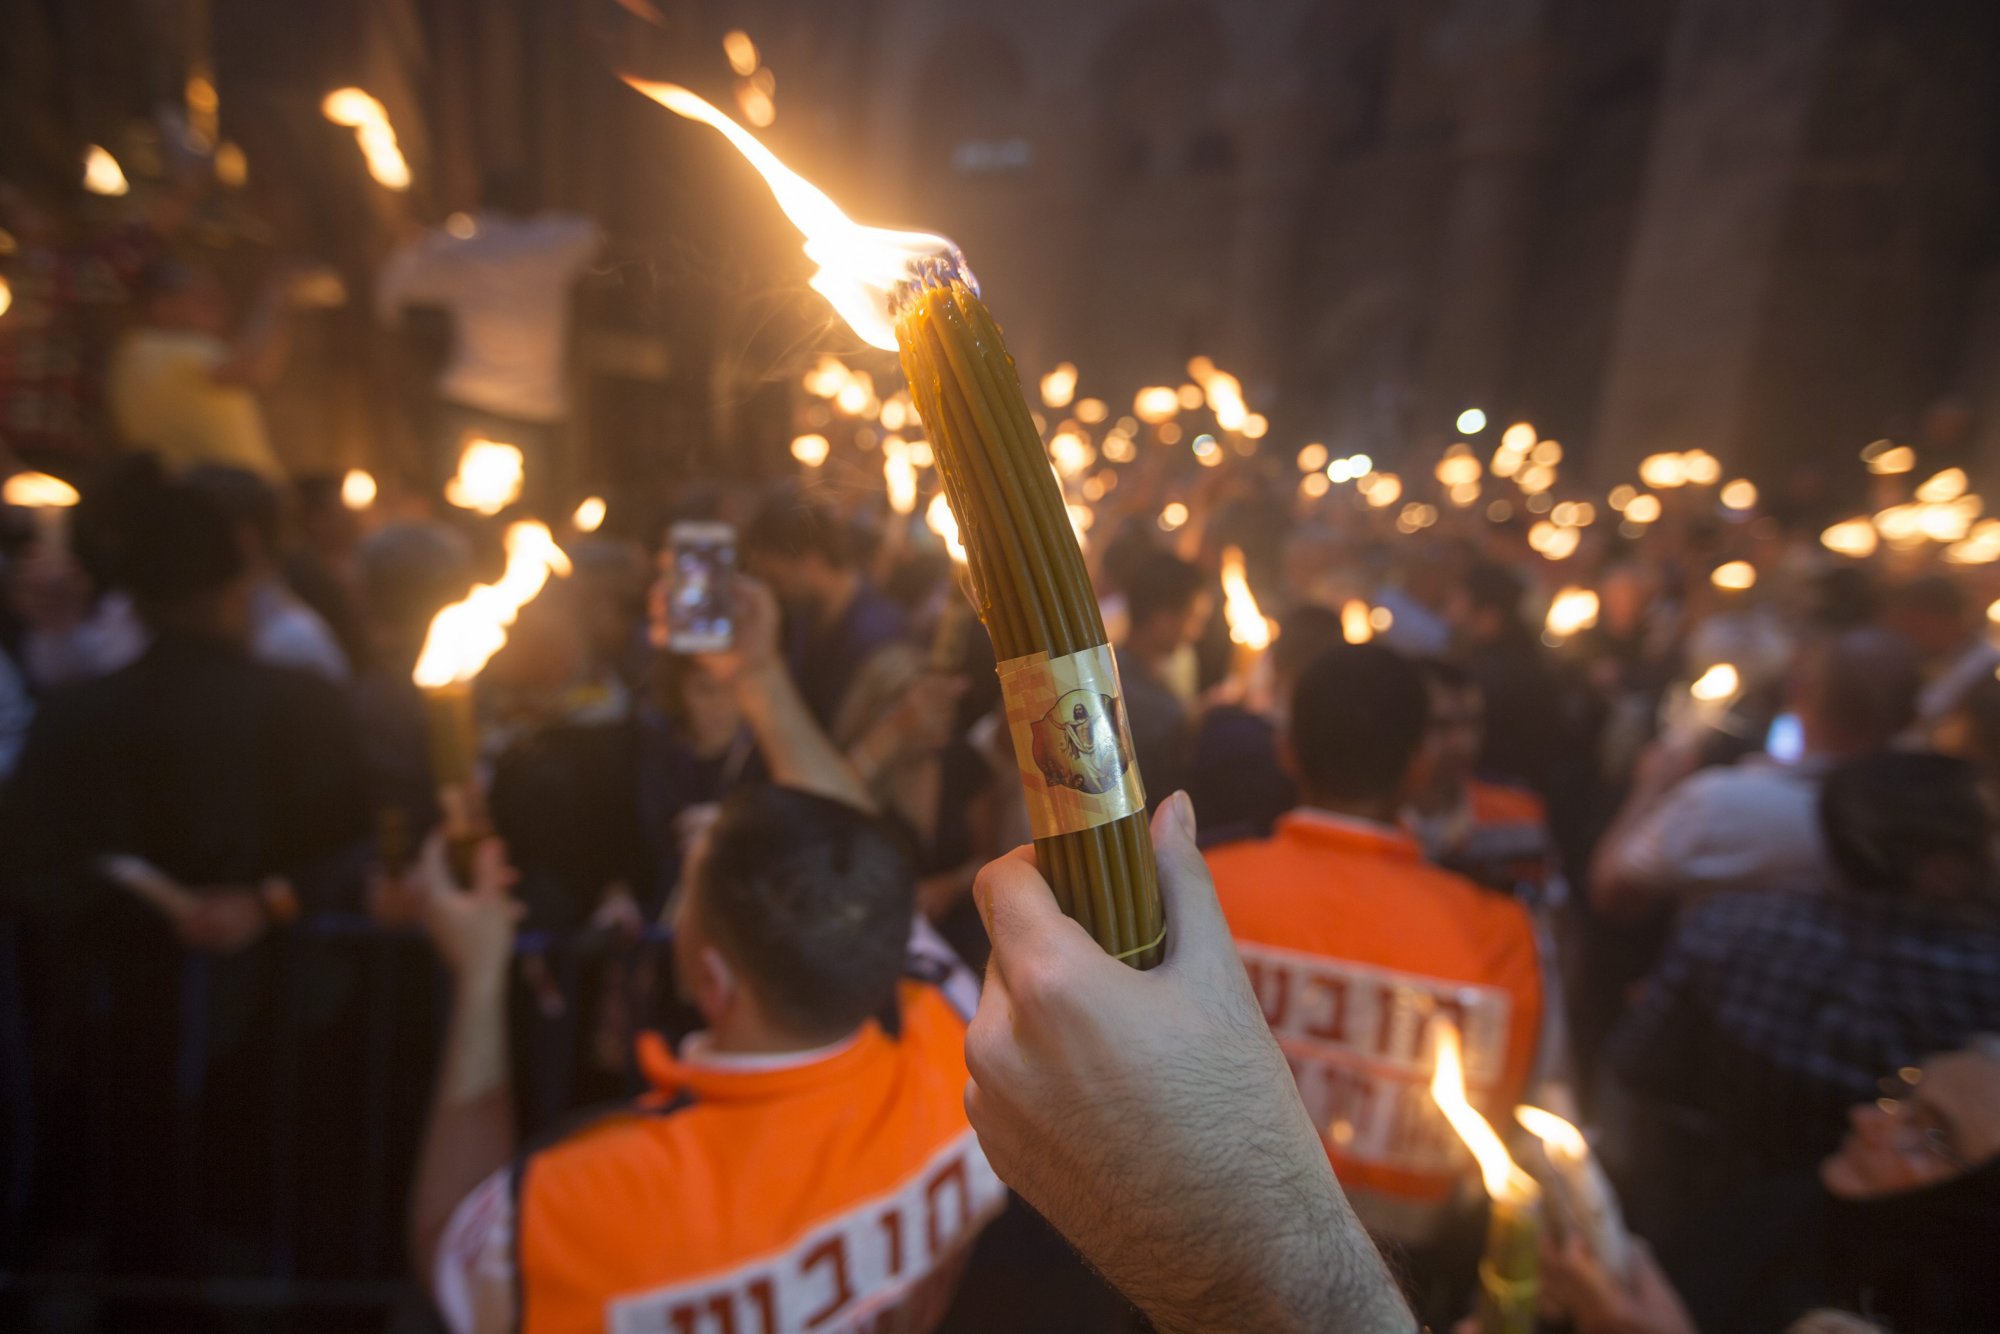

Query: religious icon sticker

[997,644,1147,839]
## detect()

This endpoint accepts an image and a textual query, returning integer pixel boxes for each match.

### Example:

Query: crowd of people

[6,156,2000,1334]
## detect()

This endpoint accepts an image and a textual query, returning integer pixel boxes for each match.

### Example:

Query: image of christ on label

[1029,689,1131,795]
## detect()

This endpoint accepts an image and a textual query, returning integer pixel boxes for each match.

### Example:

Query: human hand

[963,793,1409,1334]
[651,573,781,684]
[1541,1236,1697,1334]
[414,832,521,998]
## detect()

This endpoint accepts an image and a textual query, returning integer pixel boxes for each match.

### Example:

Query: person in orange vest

[1204,642,1543,1246]
[410,578,1001,1334]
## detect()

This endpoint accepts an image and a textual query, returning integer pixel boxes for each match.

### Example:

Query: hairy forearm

[735,663,878,814]
[409,976,514,1278]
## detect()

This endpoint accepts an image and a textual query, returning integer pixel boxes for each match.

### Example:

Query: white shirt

[1611,755,1833,904]
[377,213,601,423]
[251,580,350,683]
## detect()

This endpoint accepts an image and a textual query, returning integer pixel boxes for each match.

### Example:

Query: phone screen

[669,523,736,652]
[1766,711,1804,765]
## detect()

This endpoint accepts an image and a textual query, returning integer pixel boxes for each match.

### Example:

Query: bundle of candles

[625,73,1165,967]
[894,259,1165,967]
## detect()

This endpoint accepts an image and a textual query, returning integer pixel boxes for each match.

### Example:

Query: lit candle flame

[1341,599,1374,645]
[340,468,377,511]
[82,145,129,197]
[721,29,759,77]
[1133,386,1181,425]
[1545,587,1600,640]
[1185,356,1249,432]
[883,438,919,515]
[413,521,572,689]
[3,472,81,508]
[1638,453,1688,489]
[443,439,525,515]
[623,76,956,352]
[1710,560,1756,591]
[321,88,411,191]
[1515,1105,1586,1159]
[1915,467,1968,504]
[1158,501,1189,532]
[1720,479,1758,511]
[0,275,11,320]
[1040,362,1078,410]
[572,496,607,533]
[1219,547,1273,650]
[925,491,965,563]
[1430,1021,1538,1204]
[1861,440,1915,476]
[1690,662,1740,703]
[1624,493,1663,525]
[790,433,831,467]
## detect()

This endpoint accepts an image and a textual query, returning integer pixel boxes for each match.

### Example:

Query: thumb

[1147,791,1235,974]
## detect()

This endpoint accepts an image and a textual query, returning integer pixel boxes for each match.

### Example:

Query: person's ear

[694,943,736,1025]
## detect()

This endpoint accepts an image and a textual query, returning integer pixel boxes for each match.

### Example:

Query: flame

[1430,1022,1538,1203]
[1624,494,1663,525]
[321,88,410,190]
[722,29,759,77]
[82,145,129,196]
[0,275,11,319]
[1040,363,1078,410]
[1638,453,1688,489]
[1945,519,2000,565]
[790,433,831,467]
[1720,479,1758,511]
[413,521,571,689]
[883,438,919,514]
[1050,429,1095,479]
[572,496,607,533]
[444,439,525,515]
[1341,599,1374,645]
[1545,587,1600,640]
[925,492,965,562]
[340,468,377,510]
[1710,560,1757,591]
[1297,443,1328,472]
[1158,501,1189,532]
[1186,356,1249,432]
[1916,468,1968,504]
[1515,1105,1588,1163]
[1359,472,1402,508]
[214,141,249,189]
[1436,444,1482,489]
[3,472,81,508]
[1528,521,1580,560]
[1690,662,1740,703]
[1301,473,1332,500]
[1682,450,1722,486]
[1133,386,1181,425]
[624,76,956,352]
[1219,547,1273,650]
[1861,440,1915,475]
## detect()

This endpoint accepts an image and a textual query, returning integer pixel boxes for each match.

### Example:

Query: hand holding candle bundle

[1516,1105,1632,1280]
[1431,1019,1541,1334]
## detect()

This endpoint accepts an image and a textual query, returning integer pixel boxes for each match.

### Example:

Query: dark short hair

[1463,562,1524,618]
[1125,552,1204,629]
[1271,604,1343,683]
[1416,656,1474,694]
[1801,628,1920,750]
[741,492,852,568]
[184,464,281,552]
[1820,752,1993,901]
[695,787,915,1040]
[123,478,246,612]
[1288,643,1431,802]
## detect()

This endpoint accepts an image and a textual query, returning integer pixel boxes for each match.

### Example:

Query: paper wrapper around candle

[422,680,488,882]
[1479,1195,1541,1334]
[893,258,1165,968]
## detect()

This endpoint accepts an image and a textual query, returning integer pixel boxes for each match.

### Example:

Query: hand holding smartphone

[665,521,737,653]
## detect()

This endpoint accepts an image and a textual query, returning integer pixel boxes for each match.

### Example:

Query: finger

[971,851,1096,989]
[1146,791,1235,974]
[416,829,457,898]
[470,837,513,900]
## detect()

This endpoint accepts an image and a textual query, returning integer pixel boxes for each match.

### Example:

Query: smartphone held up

[666,521,737,653]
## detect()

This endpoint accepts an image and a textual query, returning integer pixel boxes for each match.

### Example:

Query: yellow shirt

[108,329,283,478]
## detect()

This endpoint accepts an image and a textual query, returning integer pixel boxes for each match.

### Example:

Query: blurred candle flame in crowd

[1430,1022,1538,1205]
[1074,397,1108,424]
[3,472,81,508]
[1861,440,1915,476]
[82,145,129,196]
[1915,468,1968,504]
[444,440,525,514]
[1299,473,1331,499]
[321,88,411,190]
[1049,428,1094,478]
[1638,453,1688,489]
[1435,444,1482,489]
[340,468,377,511]
[883,439,919,515]
[1040,362,1078,410]
[413,522,572,689]
[1177,383,1205,411]
[624,75,956,352]
[1946,520,2000,566]
[1219,547,1274,650]
[790,433,830,467]
[1528,521,1580,560]
[1186,356,1250,432]
[1341,599,1374,645]
[1297,443,1328,473]
[1690,662,1741,703]
[925,492,965,562]
[1359,472,1402,508]
[0,275,13,320]
[1682,450,1722,486]
[213,141,249,189]
[1624,494,1663,525]
[1988,599,2000,626]
[721,29,759,77]
[1545,587,1600,641]
[1158,501,1190,531]
[572,496,607,533]
[1133,386,1181,425]
[1720,479,1758,511]
[1824,512,1880,552]
[1710,560,1757,591]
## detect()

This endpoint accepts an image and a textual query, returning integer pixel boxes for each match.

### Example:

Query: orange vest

[514,983,1003,1333]
[1205,811,1543,1203]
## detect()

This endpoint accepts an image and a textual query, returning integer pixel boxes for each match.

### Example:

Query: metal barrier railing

[0,913,678,1324]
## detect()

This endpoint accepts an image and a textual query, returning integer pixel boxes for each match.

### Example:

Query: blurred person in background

[1591,628,1920,916]
[281,472,371,671]
[185,463,349,681]
[376,170,599,499]
[107,258,304,480]
[1114,551,1210,804]
[1204,642,1543,1258]
[1887,573,2000,737]
[741,491,908,731]
[1604,752,2000,1234]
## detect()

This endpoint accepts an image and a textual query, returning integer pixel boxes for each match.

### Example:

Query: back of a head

[1288,642,1431,803]
[1125,552,1203,630]
[1820,752,1994,902]
[696,787,916,1042]
[742,490,851,570]
[359,521,474,663]
[121,477,247,623]
[1804,627,1921,750]
[1270,604,1344,685]
[1463,562,1525,628]
[1897,574,1968,627]
[184,464,281,555]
